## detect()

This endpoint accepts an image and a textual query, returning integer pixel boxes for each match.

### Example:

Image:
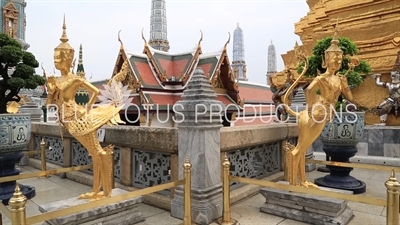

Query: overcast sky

[26,0,309,85]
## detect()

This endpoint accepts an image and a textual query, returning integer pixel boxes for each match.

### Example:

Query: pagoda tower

[149,0,170,52]
[75,44,89,105]
[232,23,248,81]
[266,40,277,85]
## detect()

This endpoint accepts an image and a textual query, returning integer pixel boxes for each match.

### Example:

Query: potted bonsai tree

[0,33,45,204]
[297,36,372,194]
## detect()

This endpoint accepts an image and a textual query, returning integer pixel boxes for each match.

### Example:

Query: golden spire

[197,30,203,49]
[55,14,74,51]
[118,30,124,50]
[141,28,148,48]
[223,32,231,51]
[325,18,342,54]
[60,14,68,43]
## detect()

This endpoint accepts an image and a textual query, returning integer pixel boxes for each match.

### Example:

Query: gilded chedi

[282,0,400,125]
[44,16,127,200]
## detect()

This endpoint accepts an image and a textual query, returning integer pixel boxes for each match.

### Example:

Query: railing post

[183,158,192,225]
[218,154,235,225]
[9,184,27,225]
[385,169,400,225]
[40,139,48,178]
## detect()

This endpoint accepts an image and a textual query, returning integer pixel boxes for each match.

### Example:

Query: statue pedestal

[314,146,366,194]
[38,188,144,225]
[260,181,354,225]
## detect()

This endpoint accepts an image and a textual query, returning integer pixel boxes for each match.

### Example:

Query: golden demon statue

[44,16,127,200]
[283,22,358,188]
[371,51,400,126]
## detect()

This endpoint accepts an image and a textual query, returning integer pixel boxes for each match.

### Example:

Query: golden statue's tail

[282,54,309,117]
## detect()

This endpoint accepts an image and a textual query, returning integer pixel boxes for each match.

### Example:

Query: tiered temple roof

[93,32,274,122]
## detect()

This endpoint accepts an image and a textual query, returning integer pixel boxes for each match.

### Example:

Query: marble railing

[29,122,298,194]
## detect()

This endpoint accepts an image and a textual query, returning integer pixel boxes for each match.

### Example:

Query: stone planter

[0,113,35,204]
[319,111,365,147]
[0,113,31,153]
[314,111,367,194]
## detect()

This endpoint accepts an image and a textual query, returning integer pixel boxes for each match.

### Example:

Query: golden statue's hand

[46,77,57,93]
[347,57,360,70]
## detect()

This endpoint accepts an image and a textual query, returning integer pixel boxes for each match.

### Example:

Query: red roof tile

[158,58,190,78]
[198,63,214,77]
[134,61,160,87]
[238,83,273,104]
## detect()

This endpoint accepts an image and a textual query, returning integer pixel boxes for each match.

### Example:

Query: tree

[0,33,45,114]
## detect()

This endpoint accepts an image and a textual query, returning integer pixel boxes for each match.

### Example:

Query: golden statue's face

[327,52,343,71]
[54,50,72,71]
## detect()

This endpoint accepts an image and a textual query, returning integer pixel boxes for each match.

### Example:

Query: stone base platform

[38,188,145,225]
[260,182,354,225]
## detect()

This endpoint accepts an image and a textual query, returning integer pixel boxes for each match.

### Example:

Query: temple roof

[96,35,273,112]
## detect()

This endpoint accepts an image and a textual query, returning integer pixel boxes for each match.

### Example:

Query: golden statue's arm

[282,55,309,117]
[79,78,100,107]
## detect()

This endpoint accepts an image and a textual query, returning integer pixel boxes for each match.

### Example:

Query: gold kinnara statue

[44,16,126,200]
[283,22,358,188]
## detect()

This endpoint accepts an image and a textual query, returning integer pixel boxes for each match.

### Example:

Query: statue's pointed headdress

[322,19,343,68]
[393,51,400,72]
[55,14,74,52]
[325,19,343,55]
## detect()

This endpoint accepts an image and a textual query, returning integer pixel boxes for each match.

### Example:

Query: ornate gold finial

[183,158,192,169]
[55,14,74,51]
[389,169,396,180]
[118,30,124,50]
[224,32,231,51]
[60,14,68,43]
[141,28,148,47]
[197,30,203,49]
[9,183,27,206]
[223,153,230,167]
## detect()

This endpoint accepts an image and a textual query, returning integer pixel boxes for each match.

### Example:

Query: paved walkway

[1,165,397,225]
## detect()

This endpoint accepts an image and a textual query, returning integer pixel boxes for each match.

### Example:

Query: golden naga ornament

[44,15,128,200]
[283,21,359,188]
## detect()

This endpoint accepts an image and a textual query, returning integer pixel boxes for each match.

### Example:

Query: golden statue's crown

[55,14,74,52]
[325,19,343,54]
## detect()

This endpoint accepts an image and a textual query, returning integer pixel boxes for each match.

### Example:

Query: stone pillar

[171,68,224,225]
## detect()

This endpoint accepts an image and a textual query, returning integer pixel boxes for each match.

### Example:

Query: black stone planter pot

[0,113,36,204]
[314,112,367,194]
[0,152,36,205]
